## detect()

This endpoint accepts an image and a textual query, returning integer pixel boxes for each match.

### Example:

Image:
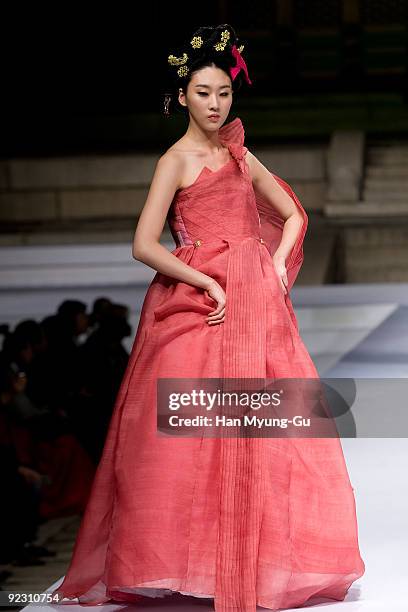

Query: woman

[53,24,365,611]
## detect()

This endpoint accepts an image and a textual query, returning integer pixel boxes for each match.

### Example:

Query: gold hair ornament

[190,36,203,49]
[177,65,189,77]
[214,29,230,51]
[168,52,188,66]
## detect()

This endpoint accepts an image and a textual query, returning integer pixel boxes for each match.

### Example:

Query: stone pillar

[327,130,365,203]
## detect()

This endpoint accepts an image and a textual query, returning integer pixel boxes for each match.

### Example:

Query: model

[52,23,365,612]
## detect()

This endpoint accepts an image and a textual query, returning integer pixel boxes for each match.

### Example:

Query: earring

[163,93,172,117]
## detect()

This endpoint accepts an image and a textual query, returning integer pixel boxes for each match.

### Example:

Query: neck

[184,116,225,152]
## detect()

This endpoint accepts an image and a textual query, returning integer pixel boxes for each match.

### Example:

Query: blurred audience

[0,296,132,577]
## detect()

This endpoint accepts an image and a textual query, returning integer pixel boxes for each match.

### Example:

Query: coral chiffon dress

[53,116,365,611]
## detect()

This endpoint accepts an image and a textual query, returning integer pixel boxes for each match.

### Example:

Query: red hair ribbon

[229,44,252,85]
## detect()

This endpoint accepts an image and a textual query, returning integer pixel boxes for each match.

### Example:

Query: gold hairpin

[214,29,230,51]
[190,36,203,49]
[168,52,188,66]
[177,65,189,77]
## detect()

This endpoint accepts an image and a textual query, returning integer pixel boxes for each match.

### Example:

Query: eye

[197,92,229,97]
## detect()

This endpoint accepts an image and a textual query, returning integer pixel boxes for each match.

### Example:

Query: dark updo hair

[163,24,250,117]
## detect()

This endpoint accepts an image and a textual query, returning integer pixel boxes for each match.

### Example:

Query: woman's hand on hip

[272,254,288,295]
[205,280,226,325]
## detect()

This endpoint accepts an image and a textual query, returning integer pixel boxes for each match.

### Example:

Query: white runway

[1,243,406,611]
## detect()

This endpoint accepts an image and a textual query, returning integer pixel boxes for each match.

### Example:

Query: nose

[209,94,220,110]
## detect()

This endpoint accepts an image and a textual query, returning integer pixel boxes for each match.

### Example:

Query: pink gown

[52,117,365,611]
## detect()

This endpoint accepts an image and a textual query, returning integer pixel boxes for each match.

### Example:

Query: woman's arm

[245,150,304,265]
[245,150,305,294]
[132,151,216,292]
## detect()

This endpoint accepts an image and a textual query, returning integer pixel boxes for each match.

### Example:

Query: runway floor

[4,281,407,612]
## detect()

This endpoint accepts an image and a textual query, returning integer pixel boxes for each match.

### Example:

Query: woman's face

[179,64,233,130]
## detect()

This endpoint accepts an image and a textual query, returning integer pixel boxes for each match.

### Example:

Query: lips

[208,115,220,119]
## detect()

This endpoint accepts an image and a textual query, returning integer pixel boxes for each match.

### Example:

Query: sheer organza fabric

[53,117,365,611]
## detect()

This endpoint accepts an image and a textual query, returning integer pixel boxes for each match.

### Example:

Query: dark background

[2,1,407,155]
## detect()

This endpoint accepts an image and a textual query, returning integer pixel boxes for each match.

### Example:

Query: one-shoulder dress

[52,116,365,612]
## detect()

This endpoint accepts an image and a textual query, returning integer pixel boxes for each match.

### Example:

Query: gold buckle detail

[194,239,202,247]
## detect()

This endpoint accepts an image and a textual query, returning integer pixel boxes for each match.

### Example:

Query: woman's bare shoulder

[151,143,187,190]
[158,138,201,189]
[156,139,192,175]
